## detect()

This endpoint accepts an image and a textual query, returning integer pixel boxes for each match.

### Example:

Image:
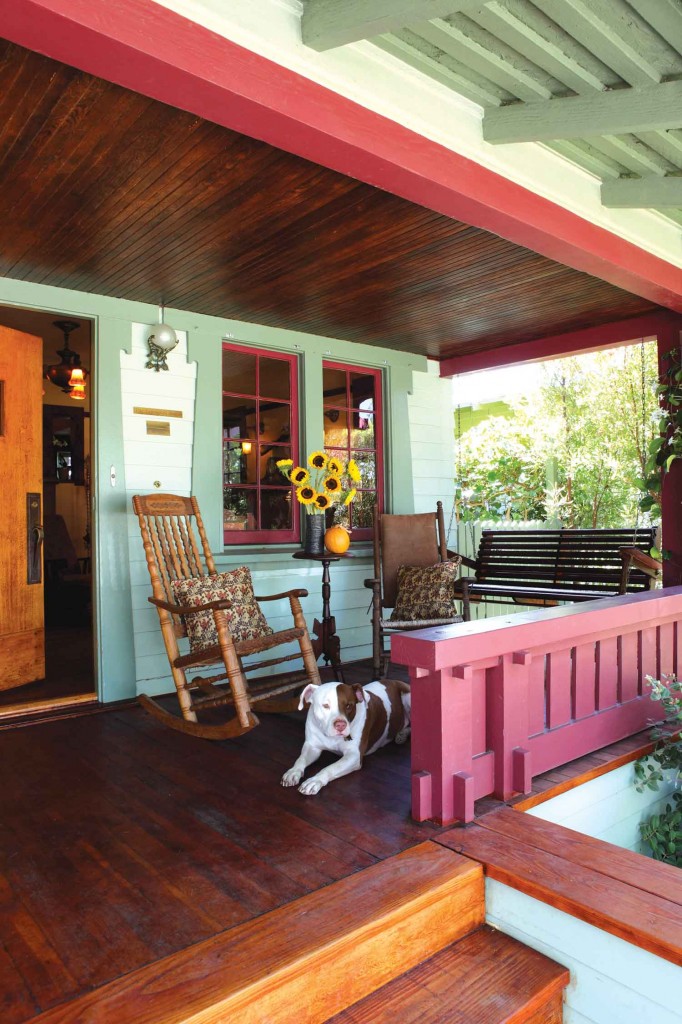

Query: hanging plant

[637,346,682,551]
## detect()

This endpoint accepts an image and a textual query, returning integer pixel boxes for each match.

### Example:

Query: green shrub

[634,676,682,867]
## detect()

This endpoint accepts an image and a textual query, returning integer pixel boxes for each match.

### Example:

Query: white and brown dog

[281,679,411,795]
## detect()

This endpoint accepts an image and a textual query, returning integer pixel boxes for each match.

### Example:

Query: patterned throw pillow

[390,559,462,622]
[171,567,273,653]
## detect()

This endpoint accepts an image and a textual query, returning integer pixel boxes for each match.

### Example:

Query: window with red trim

[322,363,383,538]
[222,345,299,544]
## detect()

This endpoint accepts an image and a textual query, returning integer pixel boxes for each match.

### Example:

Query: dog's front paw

[299,776,325,796]
[281,767,303,787]
[395,727,411,745]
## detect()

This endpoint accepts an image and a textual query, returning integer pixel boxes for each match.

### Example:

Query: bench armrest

[619,546,662,579]
[255,589,309,601]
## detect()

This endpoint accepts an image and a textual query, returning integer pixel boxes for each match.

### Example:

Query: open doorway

[0,306,95,713]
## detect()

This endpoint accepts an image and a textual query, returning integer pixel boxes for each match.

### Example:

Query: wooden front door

[0,326,45,688]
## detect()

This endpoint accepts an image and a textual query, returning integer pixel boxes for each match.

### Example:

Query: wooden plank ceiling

[0,40,661,362]
[302,0,682,221]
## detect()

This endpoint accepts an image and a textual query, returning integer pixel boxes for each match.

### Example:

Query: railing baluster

[596,636,618,710]
[546,649,572,728]
[573,642,597,720]
[618,632,639,702]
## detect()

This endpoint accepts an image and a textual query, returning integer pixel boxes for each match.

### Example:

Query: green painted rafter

[601,176,682,209]
[300,0,481,51]
[483,79,682,143]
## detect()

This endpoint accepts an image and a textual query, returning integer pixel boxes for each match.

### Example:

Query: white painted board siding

[407,363,455,518]
[527,760,676,854]
[121,322,197,694]
[486,880,681,1024]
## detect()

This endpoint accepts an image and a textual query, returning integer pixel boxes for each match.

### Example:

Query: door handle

[27,493,42,585]
[32,526,44,577]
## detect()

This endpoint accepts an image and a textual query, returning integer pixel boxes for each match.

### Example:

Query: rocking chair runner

[132,493,321,740]
[364,501,463,677]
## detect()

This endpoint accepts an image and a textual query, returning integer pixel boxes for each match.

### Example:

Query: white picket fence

[450,519,559,621]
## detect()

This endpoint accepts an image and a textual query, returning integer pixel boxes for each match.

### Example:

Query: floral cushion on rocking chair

[171,566,272,653]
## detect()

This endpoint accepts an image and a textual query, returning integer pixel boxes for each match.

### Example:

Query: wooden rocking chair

[133,493,321,740]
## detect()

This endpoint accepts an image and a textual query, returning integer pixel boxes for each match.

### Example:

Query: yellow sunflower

[327,456,344,476]
[296,485,317,505]
[314,493,332,511]
[308,450,328,470]
[344,488,357,506]
[276,458,293,470]
[290,466,310,485]
[347,459,361,483]
[323,474,342,494]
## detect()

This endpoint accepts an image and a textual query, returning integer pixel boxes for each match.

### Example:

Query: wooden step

[437,816,682,966]
[326,925,570,1024]
[32,841,483,1024]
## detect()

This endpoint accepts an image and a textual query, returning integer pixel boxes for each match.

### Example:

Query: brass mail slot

[133,406,183,418]
[146,420,171,436]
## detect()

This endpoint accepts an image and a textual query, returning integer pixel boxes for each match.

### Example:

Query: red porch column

[657,318,682,587]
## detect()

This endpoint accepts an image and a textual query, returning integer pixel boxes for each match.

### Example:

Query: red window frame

[222,343,299,545]
[322,361,384,540]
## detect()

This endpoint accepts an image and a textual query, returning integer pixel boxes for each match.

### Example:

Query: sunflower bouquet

[277,451,361,515]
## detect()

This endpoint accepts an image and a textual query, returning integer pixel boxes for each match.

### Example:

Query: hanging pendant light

[45,320,88,400]
[68,366,86,400]
[146,305,179,372]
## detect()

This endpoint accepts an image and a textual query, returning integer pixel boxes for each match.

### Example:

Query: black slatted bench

[456,527,661,620]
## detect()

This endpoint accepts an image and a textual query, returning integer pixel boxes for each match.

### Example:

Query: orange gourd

[324,525,350,554]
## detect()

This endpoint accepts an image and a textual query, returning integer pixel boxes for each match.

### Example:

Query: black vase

[304,514,326,556]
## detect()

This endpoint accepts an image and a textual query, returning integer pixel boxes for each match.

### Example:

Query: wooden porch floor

[0,661,652,1022]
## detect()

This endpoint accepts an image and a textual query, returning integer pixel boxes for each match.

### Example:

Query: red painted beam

[2,0,682,313]
[440,312,681,376]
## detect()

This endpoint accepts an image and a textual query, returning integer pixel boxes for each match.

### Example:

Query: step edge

[502,963,571,1024]
[32,844,484,1024]
[210,871,486,1020]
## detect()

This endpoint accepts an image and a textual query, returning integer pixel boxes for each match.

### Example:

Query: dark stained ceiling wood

[0,40,661,361]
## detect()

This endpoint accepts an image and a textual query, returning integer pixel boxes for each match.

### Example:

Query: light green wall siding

[0,275,452,700]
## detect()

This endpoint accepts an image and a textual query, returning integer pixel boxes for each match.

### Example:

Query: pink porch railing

[391,587,682,825]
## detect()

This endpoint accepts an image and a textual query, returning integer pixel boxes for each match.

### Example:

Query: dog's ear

[299,683,318,710]
[353,686,365,703]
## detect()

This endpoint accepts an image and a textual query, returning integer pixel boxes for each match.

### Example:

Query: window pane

[260,489,293,532]
[324,408,349,448]
[353,490,376,529]
[332,504,350,530]
[351,411,374,448]
[260,443,292,484]
[260,402,290,444]
[323,366,347,405]
[223,395,257,438]
[350,372,375,410]
[223,441,256,485]
[223,350,256,395]
[353,450,376,489]
[223,488,257,531]
[260,357,291,401]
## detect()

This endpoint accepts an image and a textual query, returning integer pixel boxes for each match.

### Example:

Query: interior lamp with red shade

[68,366,86,400]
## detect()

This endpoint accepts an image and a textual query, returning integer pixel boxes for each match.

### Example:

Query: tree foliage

[456,343,660,528]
